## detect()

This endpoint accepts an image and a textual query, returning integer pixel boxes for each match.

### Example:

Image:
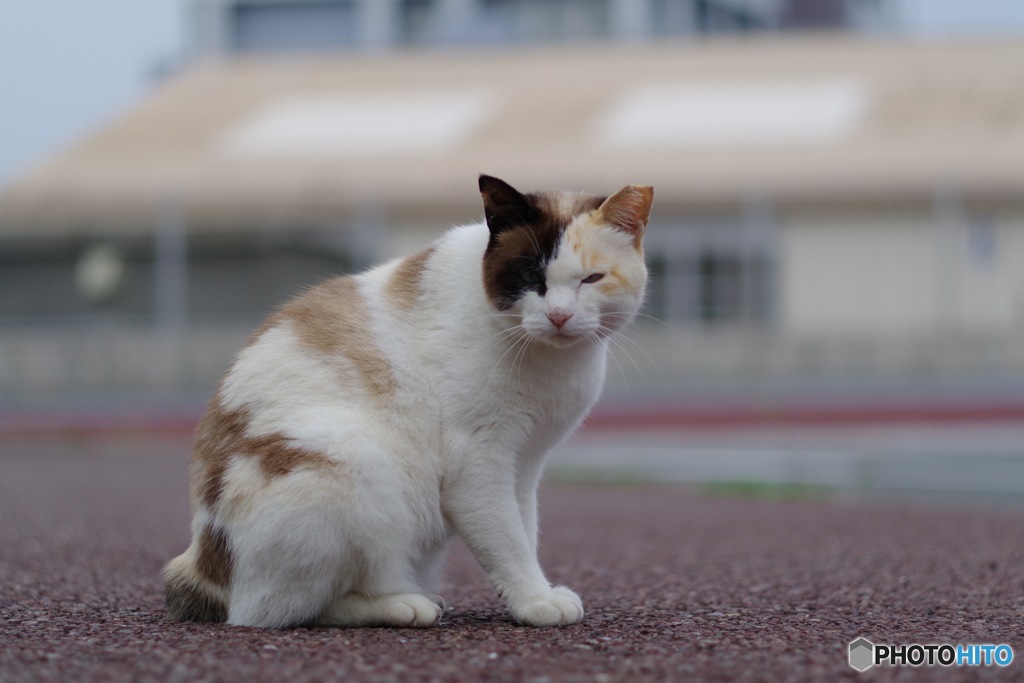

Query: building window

[695,0,771,33]
[230,1,359,54]
[781,0,849,29]
[652,0,696,37]
[478,0,610,44]
[696,251,771,323]
[643,214,775,326]
[400,0,440,46]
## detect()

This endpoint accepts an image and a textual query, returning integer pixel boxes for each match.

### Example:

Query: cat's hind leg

[224,457,442,628]
[225,512,346,628]
[221,461,358,628]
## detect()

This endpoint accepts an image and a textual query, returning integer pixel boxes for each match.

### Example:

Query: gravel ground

[2,440,1023,682]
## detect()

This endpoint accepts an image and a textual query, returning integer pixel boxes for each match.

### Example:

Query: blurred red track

[2,398,1024,439]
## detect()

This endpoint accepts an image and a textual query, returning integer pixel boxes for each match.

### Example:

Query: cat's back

[216,225,487,425]
[220,273,396,416]
[293,221,487,328]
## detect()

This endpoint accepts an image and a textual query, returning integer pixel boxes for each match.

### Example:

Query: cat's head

[479,175,652,349]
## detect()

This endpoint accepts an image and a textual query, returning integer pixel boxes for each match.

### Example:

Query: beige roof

[3,36,1024,236]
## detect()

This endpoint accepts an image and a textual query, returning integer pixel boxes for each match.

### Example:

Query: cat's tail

[163,548,229,623]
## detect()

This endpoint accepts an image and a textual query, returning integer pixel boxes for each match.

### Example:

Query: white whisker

[634,314,671,330]
[610,326,658,371]
[597,334,628,392]
[504,333,532,383]
[494,327,529,367]
[605,310,672,329]
[604,332,648,390]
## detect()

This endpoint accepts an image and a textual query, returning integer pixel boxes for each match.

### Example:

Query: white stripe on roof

[218,90,496,158]
[596,81,868,148]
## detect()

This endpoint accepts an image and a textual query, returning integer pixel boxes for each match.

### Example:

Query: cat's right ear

[479,175,533,236]
[597,185,654,246]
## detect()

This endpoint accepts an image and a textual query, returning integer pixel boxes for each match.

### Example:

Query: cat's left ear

[597,185,654,246]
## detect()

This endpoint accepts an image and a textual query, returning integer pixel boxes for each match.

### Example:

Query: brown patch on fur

[576,237,601,275]
[525,193,607,247]
[193,398,245,509]
[197,525,233,587]
[249,433,330,478]
[193,278,381,508]
[284,277,398,398]
[386,246,435,310]
[599,266,633,294]
[193,399,332,508]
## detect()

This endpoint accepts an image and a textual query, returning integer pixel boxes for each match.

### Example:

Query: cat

[164,175,653,629]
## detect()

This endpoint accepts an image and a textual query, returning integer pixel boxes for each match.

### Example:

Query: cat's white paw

[319,592,443,628]
[511,586,584,627]
[381,593,444,628]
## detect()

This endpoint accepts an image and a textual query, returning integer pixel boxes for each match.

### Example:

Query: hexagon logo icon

[849,637,875,671]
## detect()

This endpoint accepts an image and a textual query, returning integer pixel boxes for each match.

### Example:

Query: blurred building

[1,1,1023,400]
[184,0,1024,54]
[187,0,886,54]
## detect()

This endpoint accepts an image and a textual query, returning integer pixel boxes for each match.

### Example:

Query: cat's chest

[439,350,605,452]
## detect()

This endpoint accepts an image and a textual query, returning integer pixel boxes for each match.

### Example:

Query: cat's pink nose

[547,310,573,328]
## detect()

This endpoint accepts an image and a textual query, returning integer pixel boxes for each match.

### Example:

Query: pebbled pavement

[2,439,1023,682]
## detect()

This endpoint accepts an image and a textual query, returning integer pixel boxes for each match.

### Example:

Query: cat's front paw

[511,586,584,627]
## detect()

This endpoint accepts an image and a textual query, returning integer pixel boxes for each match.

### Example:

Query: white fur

[179,218,646,628]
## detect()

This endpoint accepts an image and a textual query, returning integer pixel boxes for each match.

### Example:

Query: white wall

[780,208,1024,337]
[955,211,1024,332]
[780,211,939,335]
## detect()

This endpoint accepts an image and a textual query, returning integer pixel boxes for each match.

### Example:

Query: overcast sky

[0,0,183,186]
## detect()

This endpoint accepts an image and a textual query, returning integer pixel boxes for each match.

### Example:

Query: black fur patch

[164,525,233,623]
[164,572,227,623]
[479,175,604,310]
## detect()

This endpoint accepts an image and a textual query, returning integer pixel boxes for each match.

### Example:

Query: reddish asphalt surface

[2,436,1023,682]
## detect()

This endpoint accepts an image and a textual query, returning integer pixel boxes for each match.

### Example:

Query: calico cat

[164,175,653,628]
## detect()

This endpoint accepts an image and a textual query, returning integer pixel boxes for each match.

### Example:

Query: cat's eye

[520,268,543,285]
[581,273,605,284]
